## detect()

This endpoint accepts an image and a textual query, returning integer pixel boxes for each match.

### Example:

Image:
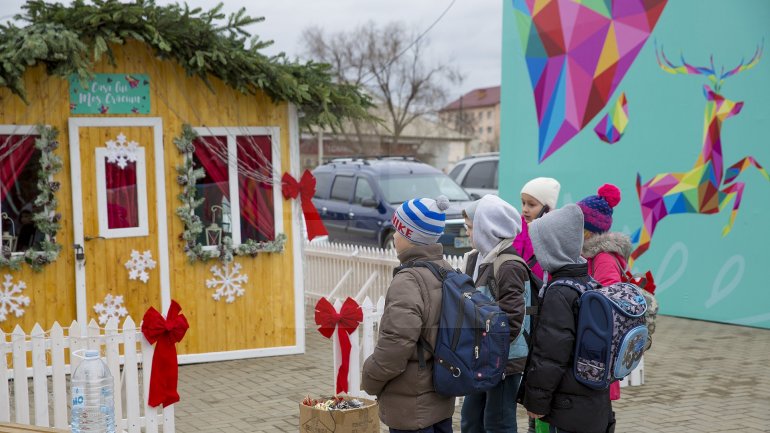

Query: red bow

[282,170,328,241]
[625,270,657,295]
[314,297,362,394]
[141,300,189,407]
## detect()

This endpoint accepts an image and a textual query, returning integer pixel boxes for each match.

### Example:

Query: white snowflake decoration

[105,132,140,169]
[124,250,157,284]
[206,263,248,303]
[93,294,128,325]
[0,274,30,322]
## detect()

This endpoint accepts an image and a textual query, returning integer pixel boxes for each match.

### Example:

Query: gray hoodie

[472,195,522,258]
[529,204,584,273]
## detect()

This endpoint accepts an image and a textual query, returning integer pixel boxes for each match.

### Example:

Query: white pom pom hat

[392,196,451,244]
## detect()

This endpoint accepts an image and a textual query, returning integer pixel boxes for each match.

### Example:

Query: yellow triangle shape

[533,0,551,15]
[667,168,703,194]
[594,23,619,78]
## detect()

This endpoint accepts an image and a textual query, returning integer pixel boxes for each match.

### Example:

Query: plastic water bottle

[70,350,116,433]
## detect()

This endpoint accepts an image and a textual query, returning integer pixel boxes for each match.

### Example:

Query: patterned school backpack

[552,278,648,390]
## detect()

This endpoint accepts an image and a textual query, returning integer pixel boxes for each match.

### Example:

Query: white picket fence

[0,317,174,432]
[303,240,465,302]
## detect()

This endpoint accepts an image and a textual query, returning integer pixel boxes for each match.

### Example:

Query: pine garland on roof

[0,0,372,128]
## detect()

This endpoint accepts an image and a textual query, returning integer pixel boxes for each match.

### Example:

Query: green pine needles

[0,0,373,128]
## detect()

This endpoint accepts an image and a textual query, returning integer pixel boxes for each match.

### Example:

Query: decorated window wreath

[174,124,286,263]
[0,125,63,271]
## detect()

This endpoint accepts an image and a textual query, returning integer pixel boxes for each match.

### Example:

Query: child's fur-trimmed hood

[582,232,632,260]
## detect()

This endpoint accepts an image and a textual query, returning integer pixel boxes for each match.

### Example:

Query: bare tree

[301,22,461,154]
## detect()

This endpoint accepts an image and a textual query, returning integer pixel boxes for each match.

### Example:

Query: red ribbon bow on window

[314,297,363,394]
[282,170,328,241]
[141,300,189,408]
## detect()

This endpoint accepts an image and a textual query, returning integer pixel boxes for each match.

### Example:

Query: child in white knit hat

[514,177,560,433]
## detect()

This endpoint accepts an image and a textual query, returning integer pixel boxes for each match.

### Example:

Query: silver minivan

[448,152,499,199]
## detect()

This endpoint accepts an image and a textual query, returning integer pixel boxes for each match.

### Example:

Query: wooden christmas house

[0,0,369,362]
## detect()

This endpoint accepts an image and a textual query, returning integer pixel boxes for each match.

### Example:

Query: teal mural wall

[500,0,770,328]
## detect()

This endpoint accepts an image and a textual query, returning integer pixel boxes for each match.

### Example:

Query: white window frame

[94,147,150,238]
[0,124,50,257]
[192,127,283,250]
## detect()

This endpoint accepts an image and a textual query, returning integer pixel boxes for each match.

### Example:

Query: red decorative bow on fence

[282,170,328,241]
[314,297,363,394]
[141,300,189,408]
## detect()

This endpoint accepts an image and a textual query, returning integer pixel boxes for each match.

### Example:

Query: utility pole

[317,129,324,166]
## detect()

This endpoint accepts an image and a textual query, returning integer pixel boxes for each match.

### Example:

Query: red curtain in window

[105,160,139,229]
[193,136,230,222]
[236,136,274,240]
[0,135,37,202]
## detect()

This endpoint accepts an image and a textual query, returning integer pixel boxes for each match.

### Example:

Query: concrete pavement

[174,314,770,432]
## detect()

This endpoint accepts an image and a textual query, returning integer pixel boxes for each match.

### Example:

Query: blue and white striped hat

[391,196,451,245]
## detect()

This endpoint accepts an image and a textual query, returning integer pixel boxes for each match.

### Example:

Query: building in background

[301,108,473,173]
[439,85,501,151]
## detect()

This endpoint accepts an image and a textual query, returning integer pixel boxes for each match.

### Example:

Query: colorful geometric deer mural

[629,45,767,267]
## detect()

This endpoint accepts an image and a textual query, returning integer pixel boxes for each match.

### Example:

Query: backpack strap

[393,260,447,371]
[393,260,448,281]
[491,253,540,316]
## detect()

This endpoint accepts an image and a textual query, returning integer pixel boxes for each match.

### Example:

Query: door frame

[68,117,170,326]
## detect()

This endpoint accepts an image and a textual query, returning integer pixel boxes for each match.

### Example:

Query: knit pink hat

[576,184,621,233]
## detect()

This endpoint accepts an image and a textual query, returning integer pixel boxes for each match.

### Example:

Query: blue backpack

[393,261,509,397]
[551,278,648,390]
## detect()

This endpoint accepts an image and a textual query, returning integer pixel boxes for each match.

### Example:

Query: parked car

[312,157,475,255]
[448,152,499,198]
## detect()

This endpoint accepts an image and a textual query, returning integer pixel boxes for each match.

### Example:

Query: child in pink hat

[577,183,631,404]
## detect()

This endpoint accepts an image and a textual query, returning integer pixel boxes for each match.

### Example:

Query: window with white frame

[95,133,150,238]
[192,127,281,247]
[0,131,43,254]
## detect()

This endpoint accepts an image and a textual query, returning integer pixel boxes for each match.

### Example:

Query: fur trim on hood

[582,232,632,260]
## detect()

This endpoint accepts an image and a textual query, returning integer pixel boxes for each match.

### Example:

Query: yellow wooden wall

[0,40,298,355]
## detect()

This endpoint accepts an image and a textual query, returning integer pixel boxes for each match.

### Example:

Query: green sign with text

[69,73,150,114]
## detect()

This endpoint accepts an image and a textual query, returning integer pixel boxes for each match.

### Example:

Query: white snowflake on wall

[124,250,156,284]
[206,263,248,303]
[93,294,128,325]
[105,132,140,169]
[0,274,31,322]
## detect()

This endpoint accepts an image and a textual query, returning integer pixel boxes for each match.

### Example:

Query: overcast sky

[1,0,503,101]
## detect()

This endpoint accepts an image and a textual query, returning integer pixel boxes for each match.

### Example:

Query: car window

[379,174,470,204]
[493,161,499,189]
[313,172,332,199]
[462,161,496,189]
[330,175,355,202]
[354,178,376,204]
[448,163,465,181]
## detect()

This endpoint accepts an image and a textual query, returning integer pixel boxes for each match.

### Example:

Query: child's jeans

[389,418,452,433]
[460,373,523,433]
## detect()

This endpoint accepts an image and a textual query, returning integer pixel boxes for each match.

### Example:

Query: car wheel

[383,232,395,250]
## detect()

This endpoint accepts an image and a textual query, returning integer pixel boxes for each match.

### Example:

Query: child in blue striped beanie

[391,196,451,248]
[363,195,456,430]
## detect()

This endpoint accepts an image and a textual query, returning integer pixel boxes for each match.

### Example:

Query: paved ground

[175,312,770,432]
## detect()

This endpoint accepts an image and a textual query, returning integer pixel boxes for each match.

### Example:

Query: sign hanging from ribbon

[314,297,363,394]
[282,170,329,241]
[141,300,189,407]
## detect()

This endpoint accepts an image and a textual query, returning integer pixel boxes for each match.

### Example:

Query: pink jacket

[512,217,544,280]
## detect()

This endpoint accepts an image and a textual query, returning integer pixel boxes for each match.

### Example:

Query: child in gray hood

[522,204,614,433]
[461,195,531,433]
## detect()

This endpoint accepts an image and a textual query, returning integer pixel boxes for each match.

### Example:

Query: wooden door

[69,118,169,325]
